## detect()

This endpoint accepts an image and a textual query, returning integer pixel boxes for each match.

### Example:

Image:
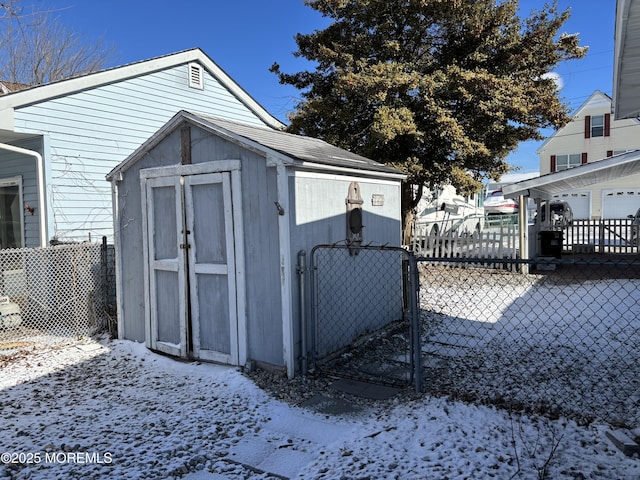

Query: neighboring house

[536,90,640,219]
[487,1,640,259]
[0,48,284,248]
[107,110,404,377]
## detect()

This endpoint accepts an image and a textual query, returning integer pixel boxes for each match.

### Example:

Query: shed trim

[275,160,294,378]
[292,161,406,181]
[230,169,248,368]
[292,170,402,186]
[139,160,241,180]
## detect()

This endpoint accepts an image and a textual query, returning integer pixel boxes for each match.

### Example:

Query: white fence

[0,243,110,349]
[563,218,637,254]
[411,222,520,259]
[412,217,640,259]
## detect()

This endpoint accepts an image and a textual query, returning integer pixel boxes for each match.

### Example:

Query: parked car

[483,189,519,215]
[628,208,640,245]
[538,201,573,227]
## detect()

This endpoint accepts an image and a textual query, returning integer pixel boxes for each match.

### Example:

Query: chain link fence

[309,246,640,425]
[0,242,114,352]
[310,244,420,388]
[419,257,640,427]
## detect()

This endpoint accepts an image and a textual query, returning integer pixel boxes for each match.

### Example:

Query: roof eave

[292,161,406,180]
[502,149,640,199]
[0,48,285,131]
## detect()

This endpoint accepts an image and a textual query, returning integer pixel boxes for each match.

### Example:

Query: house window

[555,154,582,171]
[591,115,604,137]
[584,113,610,138]
[188,63,204,90]
[0,177,24,249]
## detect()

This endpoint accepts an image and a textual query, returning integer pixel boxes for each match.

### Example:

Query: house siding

[0,137,42,247]
[538,91,640,219]
[12,63,270,242]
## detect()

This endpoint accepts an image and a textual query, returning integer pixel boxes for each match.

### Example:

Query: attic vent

[188,63,204,90]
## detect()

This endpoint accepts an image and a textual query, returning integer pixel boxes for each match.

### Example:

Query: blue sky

[36,0,615,175]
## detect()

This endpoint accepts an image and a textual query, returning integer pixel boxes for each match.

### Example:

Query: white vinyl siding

[12,64,269,241]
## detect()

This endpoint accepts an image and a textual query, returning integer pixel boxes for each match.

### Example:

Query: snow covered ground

[420,265,640,426]
[1,337,639,479]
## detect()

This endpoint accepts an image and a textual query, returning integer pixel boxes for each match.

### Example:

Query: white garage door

[602,189,640,219]
[552,191,591,220]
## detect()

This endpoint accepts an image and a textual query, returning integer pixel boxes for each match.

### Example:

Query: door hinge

[180,243,191,250]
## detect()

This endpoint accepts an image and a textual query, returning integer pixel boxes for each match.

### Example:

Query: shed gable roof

[0,48,284,130]
[107,111,404,180]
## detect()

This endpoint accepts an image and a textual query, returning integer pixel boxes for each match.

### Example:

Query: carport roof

[502,150,640,200]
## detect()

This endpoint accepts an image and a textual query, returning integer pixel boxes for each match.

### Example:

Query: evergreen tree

[271,0,587,234]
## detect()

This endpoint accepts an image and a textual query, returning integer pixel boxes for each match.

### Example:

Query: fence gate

[310,244,421,390]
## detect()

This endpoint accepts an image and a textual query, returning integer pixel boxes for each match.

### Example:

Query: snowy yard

[420,263,640,427]
[1,337,640,479]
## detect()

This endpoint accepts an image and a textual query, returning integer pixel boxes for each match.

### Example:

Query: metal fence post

[408,253,423,393]
[297,250,308,375]
[101,236,108,329]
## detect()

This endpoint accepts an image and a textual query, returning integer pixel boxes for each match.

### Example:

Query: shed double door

[144,172,238,364]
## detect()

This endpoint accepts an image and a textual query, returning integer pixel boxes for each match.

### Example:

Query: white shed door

[146,176,187,358]
[145,172,237,364]
[184,173,238,364]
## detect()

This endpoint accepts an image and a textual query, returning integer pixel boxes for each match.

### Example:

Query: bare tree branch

[0,1,116,87]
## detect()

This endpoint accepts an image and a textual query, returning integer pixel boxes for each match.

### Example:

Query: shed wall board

[289,172,402,248]
[12,64,270,243]
[288,171,403,370]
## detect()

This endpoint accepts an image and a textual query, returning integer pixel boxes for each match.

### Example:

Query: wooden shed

[107,111,405,377]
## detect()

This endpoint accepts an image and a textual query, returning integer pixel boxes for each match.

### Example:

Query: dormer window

[188,63,204,90]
